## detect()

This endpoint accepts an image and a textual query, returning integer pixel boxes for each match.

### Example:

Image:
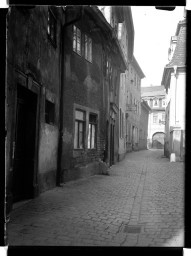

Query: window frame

[84,34,92,63]
[73,25,82,56]
[74,109,86,149]
[153,113,158,124]
[153,99,159,107]
[88,113,97,149]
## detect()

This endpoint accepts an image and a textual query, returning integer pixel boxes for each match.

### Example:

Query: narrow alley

[7,149,184,247]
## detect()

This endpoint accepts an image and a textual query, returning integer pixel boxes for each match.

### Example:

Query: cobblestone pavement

[7,149,184,247]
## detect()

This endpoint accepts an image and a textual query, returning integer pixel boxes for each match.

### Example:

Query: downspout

[56,6,83,186]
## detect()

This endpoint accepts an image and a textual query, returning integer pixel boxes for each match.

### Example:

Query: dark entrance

[152,132,165,149]
[12,85,37,202]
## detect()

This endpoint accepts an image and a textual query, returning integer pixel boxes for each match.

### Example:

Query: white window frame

[88,113,97,149]
[73,25,81,56]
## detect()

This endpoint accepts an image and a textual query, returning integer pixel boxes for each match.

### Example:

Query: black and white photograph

[5,5,186,248]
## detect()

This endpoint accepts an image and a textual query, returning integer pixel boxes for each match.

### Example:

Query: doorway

[12,85,38,202]
[152,132,165,149]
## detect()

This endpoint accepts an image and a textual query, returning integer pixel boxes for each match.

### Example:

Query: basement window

[45,100,55,125]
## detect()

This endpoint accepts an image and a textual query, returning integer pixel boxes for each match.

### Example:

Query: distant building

[126,57,145,152]
[139,100,151,150]
[141,86,166,149]
[161,19,186,161]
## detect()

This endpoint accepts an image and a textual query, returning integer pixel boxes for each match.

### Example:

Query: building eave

[141,100,151,112]
[131,56,145,79]
[123,6,134,62]
[88,6,127,71]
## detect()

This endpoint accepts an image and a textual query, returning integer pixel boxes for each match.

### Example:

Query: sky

[131,6,185,87]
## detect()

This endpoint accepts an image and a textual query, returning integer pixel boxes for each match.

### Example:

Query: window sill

[85,58,92,64]
[73,50,82,57]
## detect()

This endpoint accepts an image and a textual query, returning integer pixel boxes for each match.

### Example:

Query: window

[150,99,153,108]
[47,8,57,46]
[162,112,165,121]
[130,93,132,105]
[74,110,85,149]
[153,99,158,107]
[73,25,81,55]
[88,114,97,149]
[162,99,166,107]
[45,100,55,125]
[118,23,123,40]
[85,34,92,62]
[153,113,158,124]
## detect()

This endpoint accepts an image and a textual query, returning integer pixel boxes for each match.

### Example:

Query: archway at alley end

[152,132,165,149]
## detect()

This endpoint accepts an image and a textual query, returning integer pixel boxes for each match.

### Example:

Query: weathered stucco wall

[38,124,59,173]
[61,11,106,181]
[6,6,63,198]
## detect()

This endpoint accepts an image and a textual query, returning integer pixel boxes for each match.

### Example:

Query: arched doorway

[152,132,165,149]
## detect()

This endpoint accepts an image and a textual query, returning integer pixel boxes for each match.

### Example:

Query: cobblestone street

[7,149,184,247]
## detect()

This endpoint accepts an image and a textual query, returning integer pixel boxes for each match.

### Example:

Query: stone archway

[152,132,165,149]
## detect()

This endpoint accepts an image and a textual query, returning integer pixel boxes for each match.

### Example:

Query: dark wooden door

[12,85,37,202]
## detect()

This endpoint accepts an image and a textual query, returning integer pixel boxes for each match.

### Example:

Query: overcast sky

[131,6,185,87]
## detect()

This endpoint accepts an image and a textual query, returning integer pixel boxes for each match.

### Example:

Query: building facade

[141,86,166,149]
[126,57,145,152]
[139,100,151,150]
[6,6,64,211]
[161,19,186,161]
[60,6,126,181]
[99,6,145,159]
[114,7,135,160]
[5,6,127,214]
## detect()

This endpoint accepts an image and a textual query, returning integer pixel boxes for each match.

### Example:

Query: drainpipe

[56,6,84,186]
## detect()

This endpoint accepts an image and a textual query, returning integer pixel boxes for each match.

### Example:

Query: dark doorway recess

[12,85,38,203]
[152,132,165,149]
